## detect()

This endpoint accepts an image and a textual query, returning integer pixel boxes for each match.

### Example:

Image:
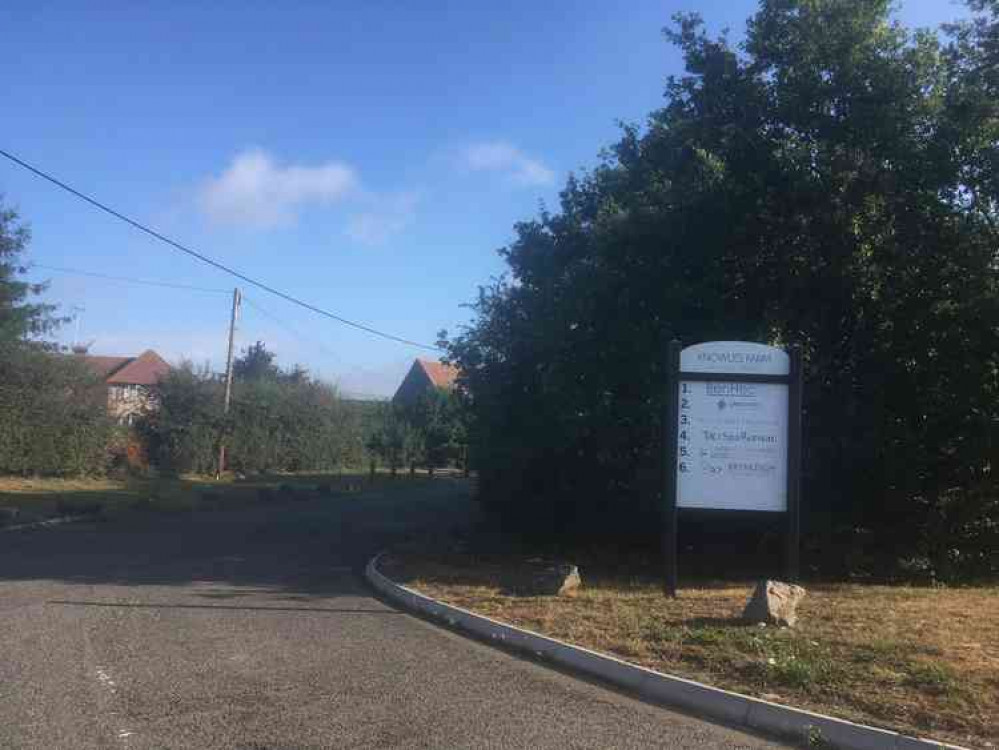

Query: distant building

[392,358,459,407]
[77,349,172,425]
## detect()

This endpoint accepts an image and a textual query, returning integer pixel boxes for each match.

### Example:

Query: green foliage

[0,199,109,476]
[904,661,958,695]
[141,352,367,475]
[445,0,999,579]
[367,386,468,474]
[228,377,363,473]
[366,402,424,473]
[232,340,281,382]
[0,197,64,347]
[398,388,467,470]
[142,363,222,474]
[0,348,112,475]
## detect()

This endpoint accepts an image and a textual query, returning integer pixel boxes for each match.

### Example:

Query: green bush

[140,359,367,475]
[140,364,221,474]
[0,346,112,476]
[228,376,363,473]
[366,389,468,475]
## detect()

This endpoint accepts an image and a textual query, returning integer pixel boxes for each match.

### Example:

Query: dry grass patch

[387,552,998,749]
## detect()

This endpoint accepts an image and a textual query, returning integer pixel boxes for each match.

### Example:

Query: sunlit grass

[390,552,998,749]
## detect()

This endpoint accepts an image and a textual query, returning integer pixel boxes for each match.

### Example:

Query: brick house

[78,350,172,425]
[392,358,459,407]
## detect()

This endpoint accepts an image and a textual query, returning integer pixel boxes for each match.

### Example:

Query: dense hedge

[140,363,369,475]
[0,346,112,476]
[228,378,366,473]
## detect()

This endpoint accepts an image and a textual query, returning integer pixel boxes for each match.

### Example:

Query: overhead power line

[243,294,341,364]
[31,263,231,294]
[243,294,391,401]
[0,147,441,352]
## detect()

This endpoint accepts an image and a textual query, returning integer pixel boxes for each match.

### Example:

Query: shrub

[140,358,368,476]
[0,346,112,476]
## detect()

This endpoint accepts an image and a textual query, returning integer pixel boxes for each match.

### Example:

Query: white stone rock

[742,580,806,627]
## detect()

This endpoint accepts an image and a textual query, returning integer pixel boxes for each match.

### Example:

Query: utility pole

[217,287,241,480]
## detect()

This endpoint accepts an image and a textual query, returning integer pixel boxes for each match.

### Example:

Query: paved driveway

[0,479,791,749]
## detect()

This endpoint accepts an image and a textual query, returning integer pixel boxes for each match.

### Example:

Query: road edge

[0,515,94,533]
[365,552,963,750]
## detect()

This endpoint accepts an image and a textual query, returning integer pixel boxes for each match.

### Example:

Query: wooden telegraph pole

[217,287,241,480]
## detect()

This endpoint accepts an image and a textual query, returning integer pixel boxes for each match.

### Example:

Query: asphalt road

[0,479,792,750]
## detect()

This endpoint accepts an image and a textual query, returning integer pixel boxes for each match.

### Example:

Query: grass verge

[386,550,998,749]
[0,470,432,525]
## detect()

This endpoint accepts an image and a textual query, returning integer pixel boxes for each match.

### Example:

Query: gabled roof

[392,359,460,405]
[106,350,171,386]
[77,350,171,386]
[80,355,132,381]
[417,359,458,389]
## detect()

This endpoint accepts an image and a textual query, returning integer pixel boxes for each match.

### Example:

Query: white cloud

[345,191,420,246]
[462,141,555,186]
[199,148,357,228]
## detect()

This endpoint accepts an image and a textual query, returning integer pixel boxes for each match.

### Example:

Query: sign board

[677,342,789,512]
[679,341,790,376]
[661,340,802,597]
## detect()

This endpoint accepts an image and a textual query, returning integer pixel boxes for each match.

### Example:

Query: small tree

[0,197,64,349]
[233,340,281,381]
[400,388,466,473]
[141,362,222,474]
[368,403,424,476]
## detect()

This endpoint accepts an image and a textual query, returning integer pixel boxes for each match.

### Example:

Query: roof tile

[417,359,459,389]
[78,355,132,381]
[105,350,171,386]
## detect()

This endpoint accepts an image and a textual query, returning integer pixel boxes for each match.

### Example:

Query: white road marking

[95,667,117,692]
[94,665,133,746]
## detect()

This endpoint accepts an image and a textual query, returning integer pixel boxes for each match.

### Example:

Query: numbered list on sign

[676,380,788,512]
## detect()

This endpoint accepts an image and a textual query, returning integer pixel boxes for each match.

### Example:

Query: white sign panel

[676,342,788,512]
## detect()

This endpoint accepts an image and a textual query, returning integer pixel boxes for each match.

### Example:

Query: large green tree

[447,0,999,579]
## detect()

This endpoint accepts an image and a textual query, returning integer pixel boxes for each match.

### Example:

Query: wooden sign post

[663,341,802,597]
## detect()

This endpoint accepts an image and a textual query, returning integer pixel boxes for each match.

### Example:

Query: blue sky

[1,1,968,396]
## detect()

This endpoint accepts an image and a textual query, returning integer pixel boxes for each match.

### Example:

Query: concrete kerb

[365,552,965,750]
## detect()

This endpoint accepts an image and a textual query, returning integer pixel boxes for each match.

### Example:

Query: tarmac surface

[0,478,792,749]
